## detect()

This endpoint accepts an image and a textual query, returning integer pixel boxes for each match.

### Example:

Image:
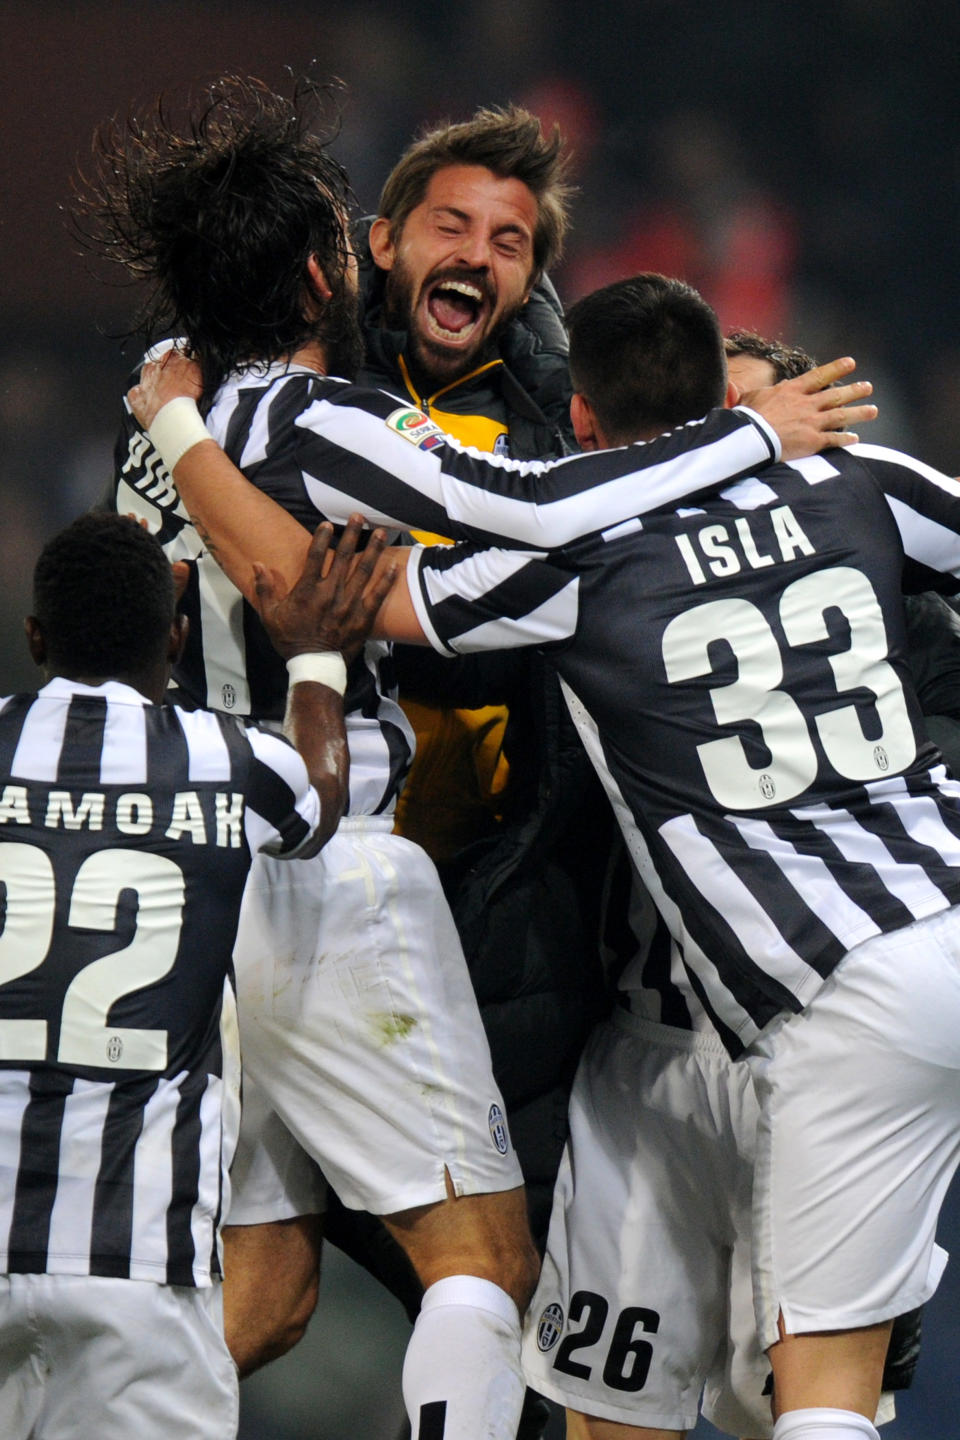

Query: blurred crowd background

[2,3,958,1435]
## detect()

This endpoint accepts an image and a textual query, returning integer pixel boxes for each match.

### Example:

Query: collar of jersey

[39,677,150,705]
[230,357,326,384]
[396,352,504,410]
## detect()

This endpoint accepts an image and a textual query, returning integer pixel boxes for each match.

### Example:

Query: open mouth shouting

[421,272,494,349]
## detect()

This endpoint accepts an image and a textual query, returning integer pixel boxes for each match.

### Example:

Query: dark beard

[380,260,415,336]
[381,261,517,393]
[316,283,366,381]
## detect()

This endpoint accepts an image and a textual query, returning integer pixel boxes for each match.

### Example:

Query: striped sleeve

[240,727,321,857]
[407,544,579,655]
[851,444,960,589]
[235,376,781,551]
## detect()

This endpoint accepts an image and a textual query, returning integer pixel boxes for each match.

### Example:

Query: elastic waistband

[611,1001,731,1059]
[337,814,397,835]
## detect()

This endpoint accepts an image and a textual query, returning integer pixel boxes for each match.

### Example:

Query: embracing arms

[126,348,875,603]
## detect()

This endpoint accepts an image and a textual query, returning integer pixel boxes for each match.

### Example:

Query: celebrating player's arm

[126,346,876,602]
[364,443,960,662]
[254,515,396,856]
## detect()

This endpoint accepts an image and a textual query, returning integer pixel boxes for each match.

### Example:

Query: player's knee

[222,1216,323,1376]
[228,1271,320,1377]
[450,1185,541,1311]
[464,1232,539,1315]
[502,1226,541,1313]
[385,1184,540,1314]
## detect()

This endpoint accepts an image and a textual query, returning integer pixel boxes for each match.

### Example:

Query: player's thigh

[523,1016,739,1433]
[235,824,522,1215]
[747,907,960,1353]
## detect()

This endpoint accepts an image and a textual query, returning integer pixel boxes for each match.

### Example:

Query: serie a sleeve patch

[385,406,446,451]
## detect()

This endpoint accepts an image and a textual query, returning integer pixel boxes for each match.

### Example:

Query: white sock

[402,1274,525,1440]
[773,1409,881,1440]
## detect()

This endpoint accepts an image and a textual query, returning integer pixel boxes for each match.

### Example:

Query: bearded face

[370,164,538,390]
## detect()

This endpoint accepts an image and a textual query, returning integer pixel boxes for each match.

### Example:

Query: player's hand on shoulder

[254,515,397,665]
[128,348,204,429]
[745,356,878,461]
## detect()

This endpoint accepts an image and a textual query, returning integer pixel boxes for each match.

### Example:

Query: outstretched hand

[254,515,396,666]
[128,348,204,430]
[744,356,878,461]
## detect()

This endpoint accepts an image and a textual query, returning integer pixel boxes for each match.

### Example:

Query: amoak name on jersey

[0,784,246,847]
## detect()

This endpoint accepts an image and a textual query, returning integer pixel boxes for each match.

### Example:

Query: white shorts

[522,1010,773,1435]
[0,1273,237,1440]
[521,1010,902,1435]
[225,1073,327,1225]
[229,818,522,1219]
[747,905,960,1350]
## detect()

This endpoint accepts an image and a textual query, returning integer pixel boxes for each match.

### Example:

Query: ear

[724,377,741,409]
[306,254,333,303]
[368,216,397,272]
[171,560,191,607]
[24,616,46,668]
[168,614,189,667]
[571,392,602,451]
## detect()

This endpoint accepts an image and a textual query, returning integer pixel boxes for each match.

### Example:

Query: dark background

[2,4,958,1434]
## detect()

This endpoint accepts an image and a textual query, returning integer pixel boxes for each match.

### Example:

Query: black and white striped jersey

[407,443,960,1053]
[111,350,780,814]
[0,677,320,1285]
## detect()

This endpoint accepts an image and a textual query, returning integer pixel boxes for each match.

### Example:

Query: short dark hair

[32,513,175,677]
[568,275,727,445]
[724,329,815,382]
[378,105,572,279]
[75,75,355,394]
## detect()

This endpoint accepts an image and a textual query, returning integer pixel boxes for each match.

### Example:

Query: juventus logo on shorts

[488,1103,509,1154]
[537,1302,564,1351]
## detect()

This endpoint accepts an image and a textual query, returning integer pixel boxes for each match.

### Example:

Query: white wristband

[286,652,348,695]
[147,397,212,472]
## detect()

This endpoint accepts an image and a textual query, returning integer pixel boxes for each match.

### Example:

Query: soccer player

[519,328,950,1440]
[0,509,390,1440]
[517,323,946,1440]
[96,74,872,1439]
